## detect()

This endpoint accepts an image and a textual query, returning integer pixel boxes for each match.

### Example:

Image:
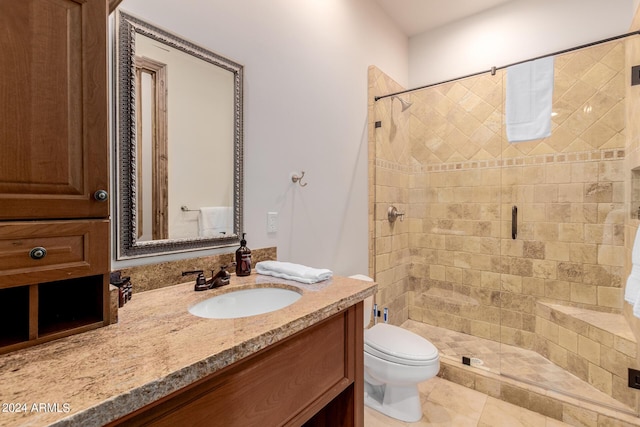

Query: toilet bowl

[349,274,440,423]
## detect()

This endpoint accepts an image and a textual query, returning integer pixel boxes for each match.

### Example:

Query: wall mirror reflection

[116,10,243,259]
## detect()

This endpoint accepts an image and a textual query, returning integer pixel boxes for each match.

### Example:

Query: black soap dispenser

[235,233,252,276]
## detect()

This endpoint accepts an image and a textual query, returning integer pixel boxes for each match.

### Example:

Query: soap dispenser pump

[235,233,252,276]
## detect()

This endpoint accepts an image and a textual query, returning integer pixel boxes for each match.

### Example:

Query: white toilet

[350,275,440,423]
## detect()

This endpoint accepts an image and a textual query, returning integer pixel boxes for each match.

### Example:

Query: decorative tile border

[374,158,418,173]
[376,149,625,175]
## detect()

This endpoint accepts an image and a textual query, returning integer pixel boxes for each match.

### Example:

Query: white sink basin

[188,286,302,319]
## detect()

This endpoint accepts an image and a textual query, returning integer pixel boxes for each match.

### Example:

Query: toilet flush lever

[388,206,405,223]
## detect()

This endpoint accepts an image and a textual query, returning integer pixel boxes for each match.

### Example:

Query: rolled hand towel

[256,261,333,284]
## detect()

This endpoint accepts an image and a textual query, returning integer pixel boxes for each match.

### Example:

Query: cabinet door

[0,0,108,220]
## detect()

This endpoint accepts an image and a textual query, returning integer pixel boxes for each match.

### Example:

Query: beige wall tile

[571,283,598,305]
[534,184,559,203]
[597,286,623,309]
[578,335,601,365]
[546,163,572,183]
[562,404,598,427]
[536,317,559,343]
[522,277,546,296]
[533,222,559,241]
[548,341,569,368]
[588,363,613,395]
[545,280,572,301]
[597,245,625,267]
[569,243,598,264]
[614,335,637,359]
[558,326,579,353]
[557,182,585,203]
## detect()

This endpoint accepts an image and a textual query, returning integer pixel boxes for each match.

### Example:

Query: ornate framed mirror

[115,11,243,259]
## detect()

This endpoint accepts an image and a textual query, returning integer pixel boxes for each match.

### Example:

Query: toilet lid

[365,323,438,366]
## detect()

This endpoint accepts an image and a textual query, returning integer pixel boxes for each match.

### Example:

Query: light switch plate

[267,212,278,233]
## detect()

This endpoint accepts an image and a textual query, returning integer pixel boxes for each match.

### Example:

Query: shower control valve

[388,206,405,223]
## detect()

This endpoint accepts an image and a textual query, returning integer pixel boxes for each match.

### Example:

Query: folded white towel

[506,56,554,143]
[625,226,640,305]
[256,261,333,284]
[198,207,233,237]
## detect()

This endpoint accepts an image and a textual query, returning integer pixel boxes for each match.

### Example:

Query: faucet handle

[182,270,208,291]
[214,265,231,279]
[182,269,204,276]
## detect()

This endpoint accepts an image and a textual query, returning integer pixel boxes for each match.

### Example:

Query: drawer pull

[29,247,47,260]
[94,190,109,201]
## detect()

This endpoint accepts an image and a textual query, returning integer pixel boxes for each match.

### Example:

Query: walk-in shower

[368,31,640,423]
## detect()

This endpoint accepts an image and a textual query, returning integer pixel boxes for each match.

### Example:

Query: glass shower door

[498,39,636,415]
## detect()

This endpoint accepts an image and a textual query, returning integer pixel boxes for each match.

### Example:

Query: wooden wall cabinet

[0,0,110,354]
[109,304,365,427]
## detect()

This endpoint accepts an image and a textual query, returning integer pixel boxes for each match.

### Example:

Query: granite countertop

[0,273,376,427]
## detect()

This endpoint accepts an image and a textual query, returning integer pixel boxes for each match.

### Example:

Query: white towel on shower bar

[256,261,333,284]
[625,227,640,306]
[506,56,554,143]
[634,294,640,319]
[633,225,640,266]
[198,206,233,237]
[625,266,640,304]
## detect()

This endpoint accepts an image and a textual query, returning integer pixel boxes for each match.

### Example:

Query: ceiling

[374,0,515,37]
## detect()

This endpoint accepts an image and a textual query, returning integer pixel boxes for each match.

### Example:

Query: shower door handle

[512,205,517,240]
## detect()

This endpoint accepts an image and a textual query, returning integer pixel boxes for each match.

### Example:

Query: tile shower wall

[408,40,626,349]
[368,66,412,325]
[371,39,629,341]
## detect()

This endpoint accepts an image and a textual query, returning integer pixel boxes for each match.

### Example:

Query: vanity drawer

[0,220,109,288]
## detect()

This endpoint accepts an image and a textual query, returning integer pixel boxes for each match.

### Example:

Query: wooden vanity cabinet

[110,303,365,427]
[0,0,110,354]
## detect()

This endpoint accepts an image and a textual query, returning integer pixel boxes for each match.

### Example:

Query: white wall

[409,0,634,87]
[111,0,408,275]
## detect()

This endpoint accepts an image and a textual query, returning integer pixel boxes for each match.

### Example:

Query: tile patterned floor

[402,320,631,412]
[363,319,640,425]
[364,376,572,426]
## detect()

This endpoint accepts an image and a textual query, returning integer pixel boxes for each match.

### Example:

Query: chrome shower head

[391,95,412,112]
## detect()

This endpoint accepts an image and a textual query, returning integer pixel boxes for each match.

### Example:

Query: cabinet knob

[29,247,47,260]
[94,190,109,201]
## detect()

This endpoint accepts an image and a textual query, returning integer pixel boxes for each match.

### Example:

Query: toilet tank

[348,274,374,328]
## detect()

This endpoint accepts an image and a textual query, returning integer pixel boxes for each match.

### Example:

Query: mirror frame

[115,10,244,259]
